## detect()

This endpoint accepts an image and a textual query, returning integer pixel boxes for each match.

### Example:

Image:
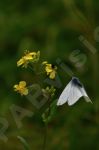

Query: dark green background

[0,0,99,149]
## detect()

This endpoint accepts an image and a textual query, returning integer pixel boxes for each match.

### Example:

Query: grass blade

[17,136,30,150]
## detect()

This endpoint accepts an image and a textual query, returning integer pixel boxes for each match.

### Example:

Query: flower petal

[42,61,48,65]
[17,58,24,66]
[19,81,26,87]
[49,71,56,79]
[22,88,28,95]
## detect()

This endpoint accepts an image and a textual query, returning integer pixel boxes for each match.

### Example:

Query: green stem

[42,123,47,150]
[42,98,51,150]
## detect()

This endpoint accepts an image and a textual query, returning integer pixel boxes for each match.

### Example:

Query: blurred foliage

[0,0,99,149]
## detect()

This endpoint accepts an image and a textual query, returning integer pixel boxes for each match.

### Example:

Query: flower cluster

[42,86,56,99]
[17,51,40,68]
[42,61,57,79]
[14,81,28,96]
[14,50,57,96]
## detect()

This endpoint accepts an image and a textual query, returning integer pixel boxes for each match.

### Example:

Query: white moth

[57,77,92,106]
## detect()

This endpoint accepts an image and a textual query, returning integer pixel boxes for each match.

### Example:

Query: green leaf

[17,136,30,150]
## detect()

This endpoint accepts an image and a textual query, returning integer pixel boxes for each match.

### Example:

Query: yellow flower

[14,81,28,96]
[42,62,57,79]
[17,51,40,68]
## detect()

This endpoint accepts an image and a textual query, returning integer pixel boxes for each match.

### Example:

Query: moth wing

[57,81,72,106]
[67,84,82,106]
[80,87,92,103]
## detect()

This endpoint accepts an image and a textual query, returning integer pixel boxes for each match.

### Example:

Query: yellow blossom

[42,61,57,79]
[17,51,40,68]
[14,81,28,96]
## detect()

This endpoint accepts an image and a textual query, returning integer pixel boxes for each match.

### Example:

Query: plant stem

[42,123,47,150]
[42,98,51,150]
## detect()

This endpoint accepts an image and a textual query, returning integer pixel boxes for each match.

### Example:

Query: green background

[0,0,99,149]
